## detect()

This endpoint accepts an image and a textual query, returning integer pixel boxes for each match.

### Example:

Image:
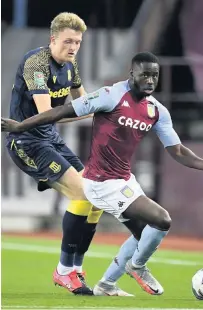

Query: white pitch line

[2,242,202,266]
[2,307,203,310]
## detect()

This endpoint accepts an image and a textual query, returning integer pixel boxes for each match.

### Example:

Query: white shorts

[83,174,145,221]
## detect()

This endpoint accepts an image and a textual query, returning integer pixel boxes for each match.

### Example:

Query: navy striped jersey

[9,46,81,142]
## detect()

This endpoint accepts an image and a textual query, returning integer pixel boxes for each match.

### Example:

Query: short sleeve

[71,59,82,89]
[71,87,118,116]
[23,51,50,95]
[152,105,181,147]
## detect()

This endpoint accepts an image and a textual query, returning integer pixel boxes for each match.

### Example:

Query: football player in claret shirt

[2,12,105,295]
[2,52,203,296]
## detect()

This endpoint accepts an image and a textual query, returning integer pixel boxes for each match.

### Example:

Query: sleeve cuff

[71,84,82,89]
[29,89,49,95]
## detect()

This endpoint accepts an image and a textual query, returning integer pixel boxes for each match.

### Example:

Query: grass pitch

[2,235,203,310]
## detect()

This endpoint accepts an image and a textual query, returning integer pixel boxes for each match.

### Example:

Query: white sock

[74,265,83,273]
[57,262,74,275]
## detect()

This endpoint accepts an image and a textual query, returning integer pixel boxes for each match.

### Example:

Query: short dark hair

[131,52,159,66]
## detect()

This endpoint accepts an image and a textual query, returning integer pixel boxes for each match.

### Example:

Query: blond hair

[50,12,87,36]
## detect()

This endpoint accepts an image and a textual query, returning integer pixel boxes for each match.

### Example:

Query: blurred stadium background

[1,0,203,240]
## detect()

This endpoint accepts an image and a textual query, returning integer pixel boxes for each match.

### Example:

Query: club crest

[147,103,155,118]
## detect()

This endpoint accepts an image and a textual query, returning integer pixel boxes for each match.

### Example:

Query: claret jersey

[71,80,181,181]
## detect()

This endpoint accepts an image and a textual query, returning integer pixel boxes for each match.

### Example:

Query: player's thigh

[82,173,144,218]
[50,144,86,199]
[51,166,87,200]
[122,196,172,230]
[78,169,101,212]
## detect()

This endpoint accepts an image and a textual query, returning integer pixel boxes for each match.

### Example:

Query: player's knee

[63,211,86,231]
[67,186,86,200]
[158,210,172,230]
[71,190,87,201]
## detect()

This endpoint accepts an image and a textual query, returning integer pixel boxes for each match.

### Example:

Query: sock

[59,201,92,271]
[74,265,83,273]
[132,225,169,267]
[101,235,138,283]
[57,261,74,275]
[74,210,103,271]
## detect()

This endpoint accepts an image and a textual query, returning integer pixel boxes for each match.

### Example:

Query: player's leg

[122,195,170,295]
[49,168,93,295]
[94,219,146,296]
[7,139,92,295]
[74,169,103,280]
[123,195,171,267]
[83,174,169,295]
[74,205,103,285]
[57,145,103,284]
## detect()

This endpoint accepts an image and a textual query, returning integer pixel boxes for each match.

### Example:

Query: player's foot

[77,271,93,292]
[125,260,164,295]
[53,269,93,295]
[93,281,134,296]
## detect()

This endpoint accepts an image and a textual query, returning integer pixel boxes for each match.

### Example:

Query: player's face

[50,28,82,63]
[131,62,159,96]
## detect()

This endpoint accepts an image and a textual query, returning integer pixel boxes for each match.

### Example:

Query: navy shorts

[6,138,84,191]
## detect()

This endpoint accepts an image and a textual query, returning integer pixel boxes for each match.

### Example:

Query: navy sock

[60,211,87,267]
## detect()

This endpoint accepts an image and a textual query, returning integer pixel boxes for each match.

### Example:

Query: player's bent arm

[33,93,91,123]
[33,94,52,113]
[1,101,77,132]
[33,92,93,124]
[153,104,203,170]
[166,144,203,170]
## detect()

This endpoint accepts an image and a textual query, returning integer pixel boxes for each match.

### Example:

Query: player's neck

[129,80,145,101]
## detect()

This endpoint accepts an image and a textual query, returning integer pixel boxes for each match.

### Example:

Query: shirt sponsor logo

[118,116,152,131]
[49,87,70,98]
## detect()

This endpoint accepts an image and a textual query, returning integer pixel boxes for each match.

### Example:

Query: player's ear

[130,70,133,77]
[50,35,56,44]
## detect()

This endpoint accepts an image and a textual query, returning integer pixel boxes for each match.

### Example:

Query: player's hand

[1,118,21,132]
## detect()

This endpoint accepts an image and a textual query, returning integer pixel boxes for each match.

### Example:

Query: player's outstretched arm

[166,144,203,170]
[1,87,115,133]
[1,101,77,132]
[152,104,203,170]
